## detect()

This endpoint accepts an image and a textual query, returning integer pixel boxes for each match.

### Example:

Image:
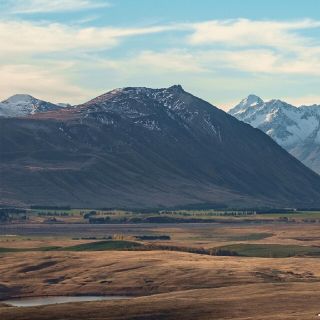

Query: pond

[3,295,129,307]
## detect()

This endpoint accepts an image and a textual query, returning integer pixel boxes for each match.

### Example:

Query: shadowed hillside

[1,85,320,208]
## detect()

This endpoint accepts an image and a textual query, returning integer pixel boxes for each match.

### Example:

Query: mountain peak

[269,99,291,106]
[229,95,320,175]
[229,94,263,116]
[82,85,187,110]
[2,94,35,104]
[241,94,263,107]
[119,84,185,94]
[0,94,66,118]
[167,84,184,92]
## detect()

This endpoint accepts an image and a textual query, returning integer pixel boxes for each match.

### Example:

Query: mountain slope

[0,94,68,117]
[229,96,320,175]
[1,86,320,208]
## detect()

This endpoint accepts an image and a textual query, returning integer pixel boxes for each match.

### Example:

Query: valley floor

[0,221,320,319]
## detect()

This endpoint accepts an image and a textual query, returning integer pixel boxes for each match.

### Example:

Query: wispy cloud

[125,50,205,73]
[197,49,320,76]
[6,0,110,14]
[186,19,320,76]
[2,18,319,70]
[0,20,176,56]
[188,19,320,51]
[101,47,320,77]
[1,16,320,105]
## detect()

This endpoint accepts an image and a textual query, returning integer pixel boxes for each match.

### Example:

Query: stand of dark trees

[135,235,171,240]
[30,205,71,210]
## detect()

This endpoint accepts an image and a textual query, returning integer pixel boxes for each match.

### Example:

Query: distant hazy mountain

[1,86,320,208]
[229,95,320,175]
[0,94,68,117]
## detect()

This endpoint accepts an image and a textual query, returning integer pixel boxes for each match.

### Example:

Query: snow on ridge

[230,97,320,145]
[229,94,264,116]
[81,85,223,137]
[229,95,320,174]
[0,94,67,118]
[2,94,35,104]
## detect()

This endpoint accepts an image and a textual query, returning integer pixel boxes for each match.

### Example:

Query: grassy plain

[0,211,320,319]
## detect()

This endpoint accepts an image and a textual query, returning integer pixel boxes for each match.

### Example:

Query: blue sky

[0,0,319,110]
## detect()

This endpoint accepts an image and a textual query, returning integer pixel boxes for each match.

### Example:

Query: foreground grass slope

[1,283,320,320]
[1,251,320,319]
[0,251,319,298]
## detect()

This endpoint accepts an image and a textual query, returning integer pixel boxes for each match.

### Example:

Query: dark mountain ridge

[1,85,320,208]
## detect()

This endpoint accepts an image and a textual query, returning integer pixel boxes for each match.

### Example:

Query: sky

[0,0,320,110]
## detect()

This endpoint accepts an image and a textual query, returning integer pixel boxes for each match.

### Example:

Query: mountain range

[229,95,320,175]
[0,94,69,117]
[1,86,320,209]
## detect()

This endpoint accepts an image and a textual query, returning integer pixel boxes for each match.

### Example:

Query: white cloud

[102,47,320,77]
[87,18,320,77]
[7,0,110,14]
[2,18,319,77]
[0,20,175,57]
[114,50,205,74]
[186,19,320,75]
[0,17,319,105]
[136,51,204,73]
[188,19,320,51]
[201,49,320,75]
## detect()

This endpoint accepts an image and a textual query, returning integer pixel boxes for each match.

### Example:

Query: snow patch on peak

[2,94,35,104]
[229,96,320,174]
[268,99,293,109]
[242,94,263,107]
[0,94,65,118]
[229,94,264,116]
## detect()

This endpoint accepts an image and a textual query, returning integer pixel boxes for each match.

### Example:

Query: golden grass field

[0,220,320,319]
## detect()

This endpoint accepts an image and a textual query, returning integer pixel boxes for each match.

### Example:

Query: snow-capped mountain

[228,94,264,116]
[229,96,320,175]
[2,85,320,208]
[74,85,223,137]
[0,94,67,117]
